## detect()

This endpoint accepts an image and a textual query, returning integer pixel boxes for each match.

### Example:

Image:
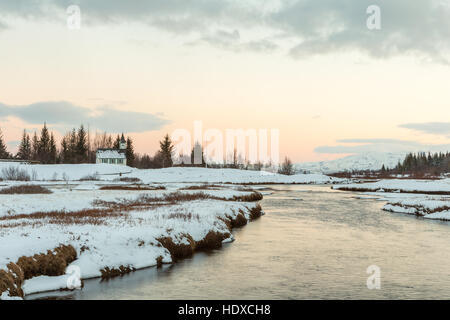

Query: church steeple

[119,133,126,150]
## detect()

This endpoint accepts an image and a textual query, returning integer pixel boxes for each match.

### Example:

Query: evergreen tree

[126,137,135,167]
[38,123,51,163]
[69,129,77,164]
[0,128,9,159]
[60,135,70,163]
[158,134,174,168]
[76,125,88,163]
[49,133,57,164]
[31,131,39,161]
[17,129,31,160]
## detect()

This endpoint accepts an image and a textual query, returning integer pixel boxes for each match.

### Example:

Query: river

[27,185,450,299]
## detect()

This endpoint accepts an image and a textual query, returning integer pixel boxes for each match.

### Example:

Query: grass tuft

[0,185,52,194]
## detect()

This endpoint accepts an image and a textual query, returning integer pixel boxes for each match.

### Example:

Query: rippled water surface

[29,185,450,300]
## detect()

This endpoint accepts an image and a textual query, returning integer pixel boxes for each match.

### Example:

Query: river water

[28,185,450,300]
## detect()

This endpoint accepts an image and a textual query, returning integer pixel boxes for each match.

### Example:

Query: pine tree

[69,129,77,164]
[49,133,57,164]
[31,131,39,161]
[76,125,88,163]
[17,129,31,160]
[60,135,69,163]
[158,134,174,168]
[38,123,51,163]
[126,137,135,167]
[0,128,9,159]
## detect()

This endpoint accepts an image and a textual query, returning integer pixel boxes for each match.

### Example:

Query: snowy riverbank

[333,179,450,221]
[0,180,265,299]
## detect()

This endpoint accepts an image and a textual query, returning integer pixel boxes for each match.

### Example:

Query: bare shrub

[113,177,142,183]
[1,166,30,181]
[0,185,52,194]
[79,172,100,181]
[99,185,165,191]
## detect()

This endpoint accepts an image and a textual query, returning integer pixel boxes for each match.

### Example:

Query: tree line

[0,125,295,174]
[386,152,450,177]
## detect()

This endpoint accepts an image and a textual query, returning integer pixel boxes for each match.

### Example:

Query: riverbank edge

[1,203,263,300]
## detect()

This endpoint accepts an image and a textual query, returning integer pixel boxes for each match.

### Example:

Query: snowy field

[0,162,346,184]
[0,181,264,299]
[333,179,450,221]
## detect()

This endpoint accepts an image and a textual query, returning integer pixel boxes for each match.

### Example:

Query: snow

[0,162,346,184]
[96,149,126,159]
[296,152,406,174]
[334,179,450,221]
[0,180,264,298]
[333,178,450,194]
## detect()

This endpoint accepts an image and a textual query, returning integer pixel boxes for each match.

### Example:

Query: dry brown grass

[157,235,196,262]
[99,185,166,191]
[231,212,248,228]
[0,208,123,226]
[95,191,263,211]
[249,204,263,220]
[16,245,77,279]
[0,263,25,298]
[0,185,52,194]
[336,187,450,195]
[1,245,77,298]
[100,265,136,279]
[180,184,223,190]
[385,203,450,215]
[196,231,229,250]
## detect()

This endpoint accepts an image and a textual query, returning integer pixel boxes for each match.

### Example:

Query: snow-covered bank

[332,178,450,221]
[0,183,264,299]
[382,197,450,221]
[0,162,346,184]
[332,178,450,195]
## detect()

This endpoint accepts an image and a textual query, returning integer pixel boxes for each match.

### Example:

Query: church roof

[96,148,126,159]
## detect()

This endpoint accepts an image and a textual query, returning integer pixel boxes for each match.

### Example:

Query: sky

[0,0,449,162]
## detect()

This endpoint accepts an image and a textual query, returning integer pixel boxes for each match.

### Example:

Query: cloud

[315,138,450,154]
[399,122,450,137]
[190,29,278,53]
[1,0,450,62]
[0,101,169,133]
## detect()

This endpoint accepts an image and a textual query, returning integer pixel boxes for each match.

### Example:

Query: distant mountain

[295,152,407,174]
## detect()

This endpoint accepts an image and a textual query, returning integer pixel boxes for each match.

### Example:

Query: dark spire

[120,133,126,143]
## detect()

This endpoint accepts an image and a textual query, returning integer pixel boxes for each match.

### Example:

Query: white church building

[96,134,127,166]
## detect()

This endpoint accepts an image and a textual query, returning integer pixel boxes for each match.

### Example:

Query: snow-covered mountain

[296,152,407,174]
